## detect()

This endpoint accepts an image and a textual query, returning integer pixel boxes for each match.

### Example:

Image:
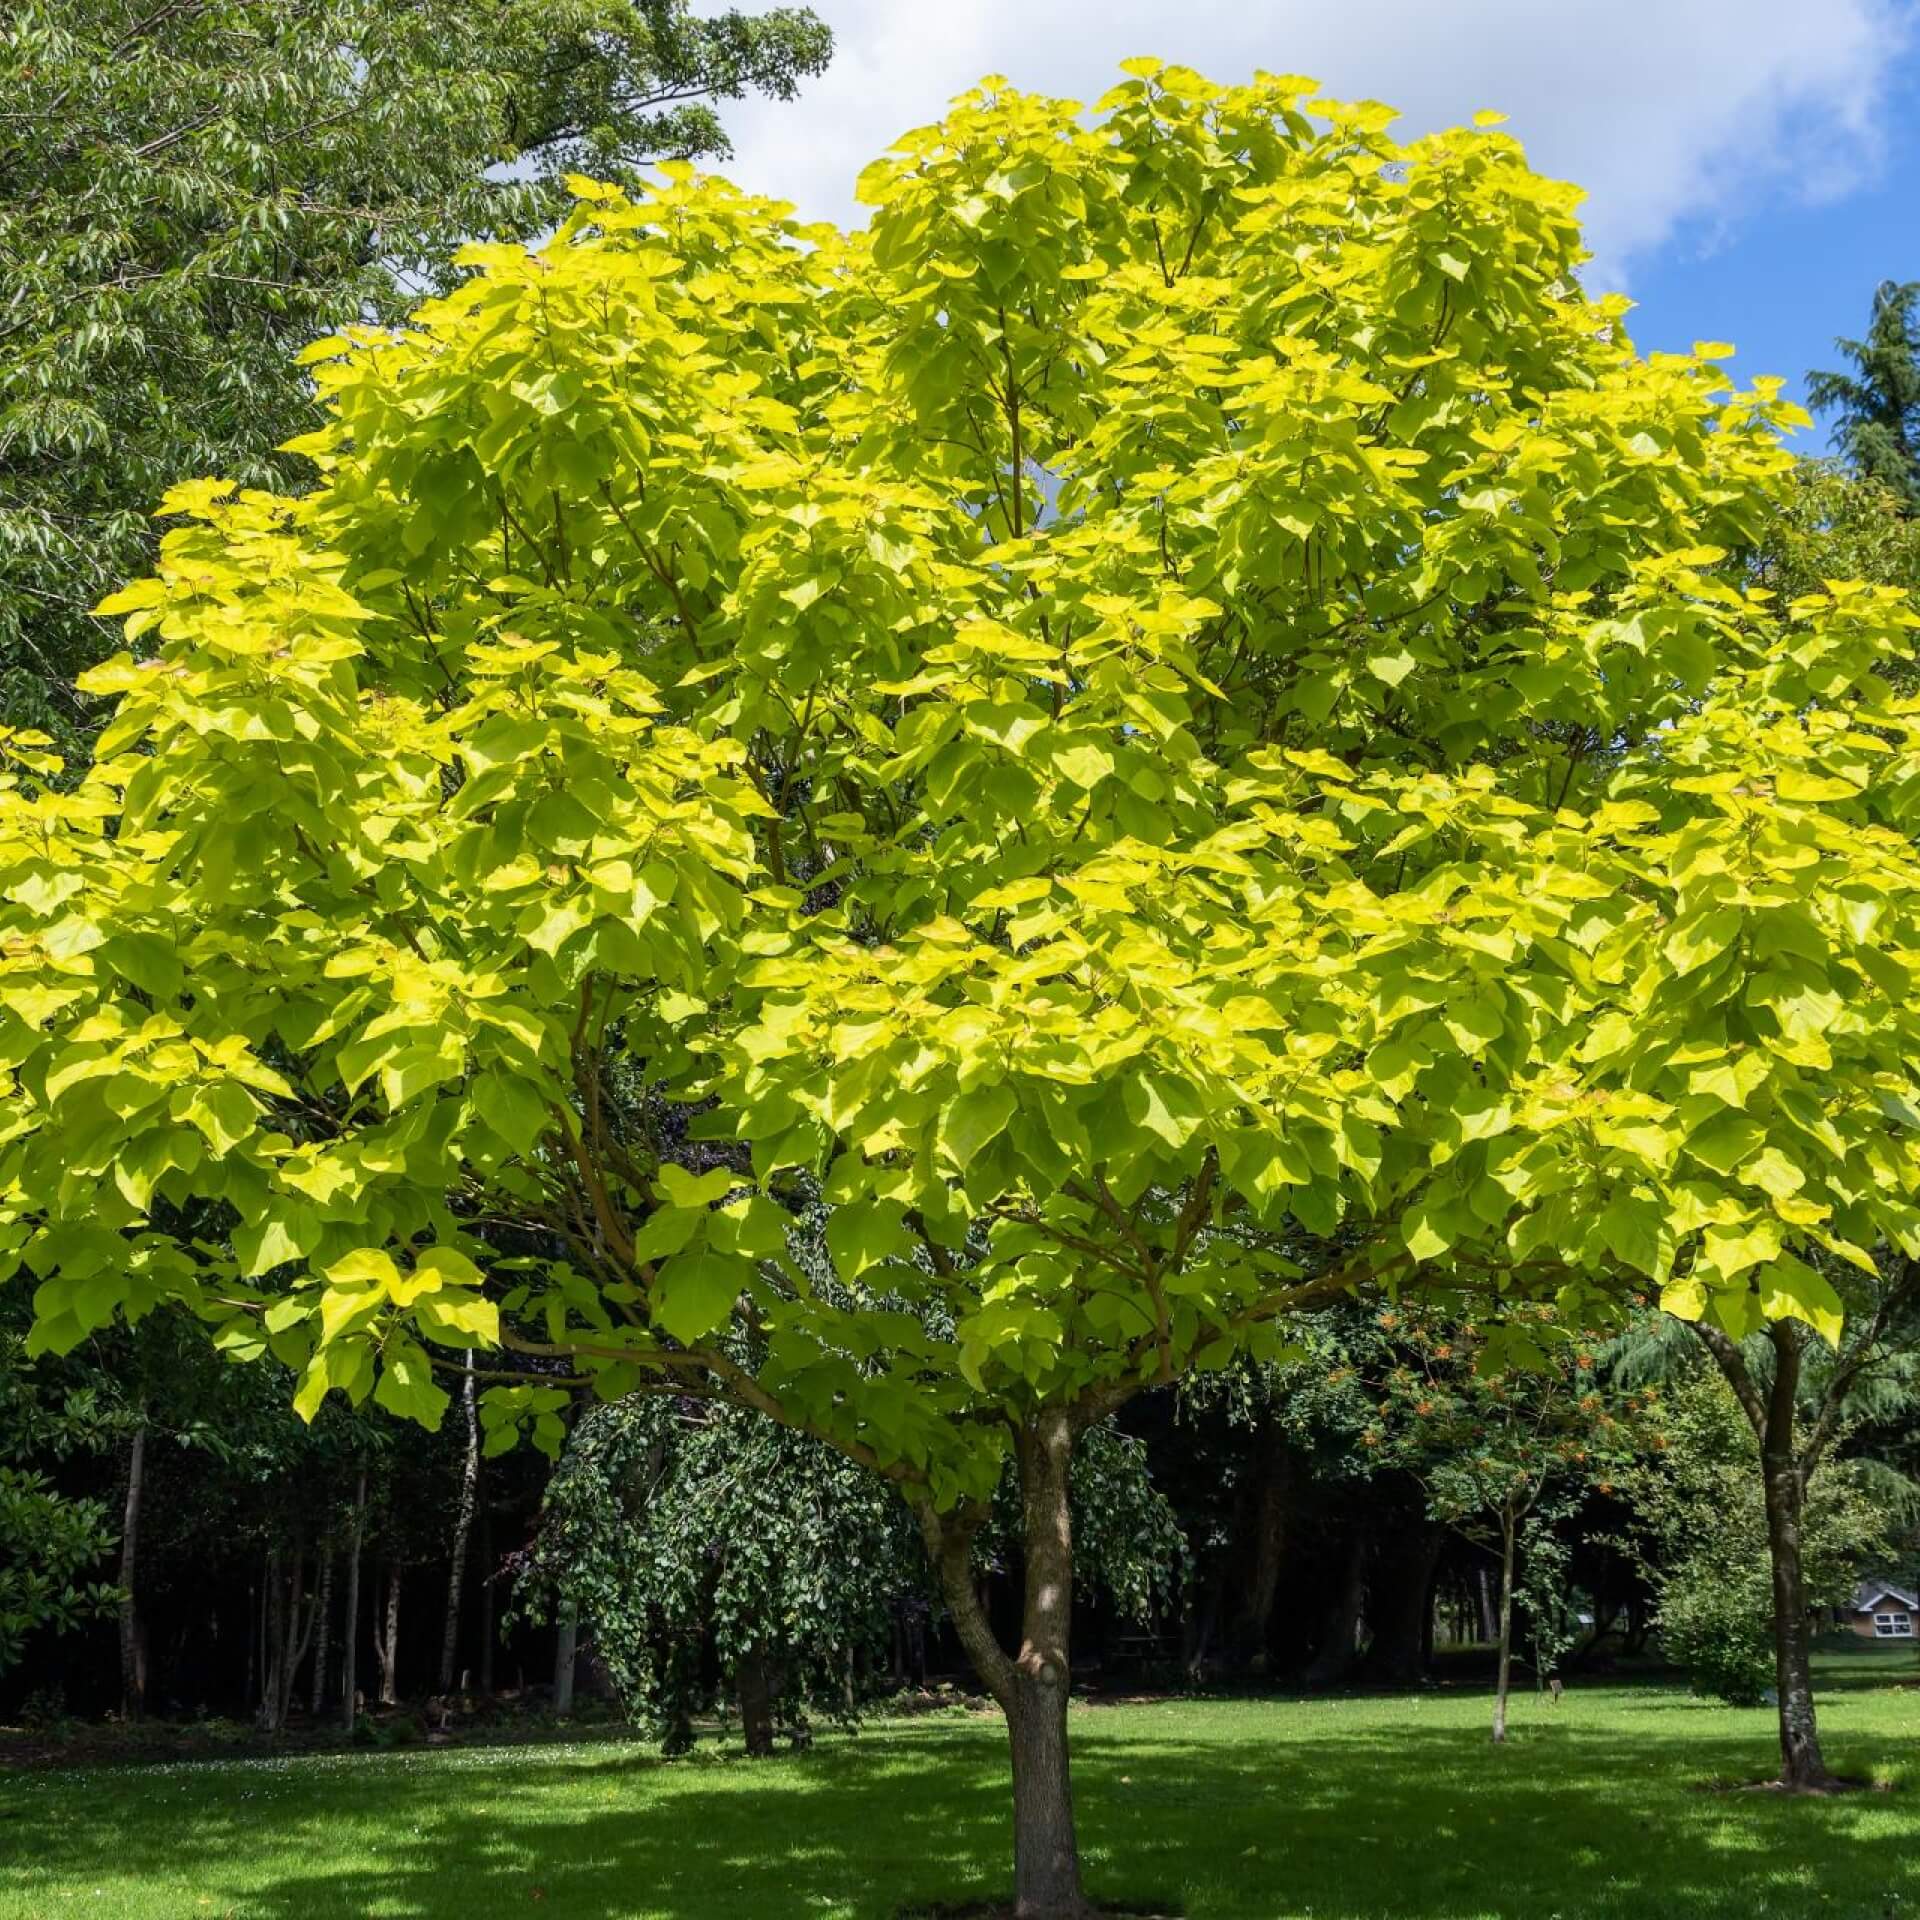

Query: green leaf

[653,1250,751,1345]
[656,1163,736,1208]
[178,1082,259,1158]
[1665,909,1741,977]
[1402,1200,1452,1262]
[937,1083,1018,1171]
[472,1069,550,1155]
[826,1200,915,1281]
[234,1206,320,1277]
[373,1337,450,1428]
[1757,1255,1845,1346]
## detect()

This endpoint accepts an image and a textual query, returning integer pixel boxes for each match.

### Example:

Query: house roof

[1853,1581,1919,1612]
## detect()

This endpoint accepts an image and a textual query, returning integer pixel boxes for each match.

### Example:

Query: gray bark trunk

[340,1470,366,1730]
[1007,1413,1087,1919]
[737,1650,776,1757]
[439,1354,480,1692]
[276,1545,318,1731]
[310,1550,334,1715]
[553,1601,578,1713]
[921,1410,1091,1919]
[1477,1563,1499,1643]
[118,1422,147,1720]
[1764,1461,1830,1787]
[1492,1512,1516,1744]
[1694,1317,1833,1788]
[376,1561,401,1706]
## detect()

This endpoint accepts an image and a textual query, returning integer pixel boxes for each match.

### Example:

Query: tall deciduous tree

[1615,1271,1920,1782]
[9,64,1920,1913]
[0,0,832,736]
[1808,281,1920,511]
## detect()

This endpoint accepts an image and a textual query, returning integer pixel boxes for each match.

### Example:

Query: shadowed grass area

[3,1668,1918,1918]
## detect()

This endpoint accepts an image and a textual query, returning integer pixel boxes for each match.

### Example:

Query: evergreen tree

[1808,280,1920,510]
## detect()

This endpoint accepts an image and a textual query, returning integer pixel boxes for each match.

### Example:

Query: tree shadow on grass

[4,1705,1918,1919]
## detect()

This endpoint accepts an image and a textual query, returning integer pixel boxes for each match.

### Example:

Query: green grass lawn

[4,1663,1918,1919]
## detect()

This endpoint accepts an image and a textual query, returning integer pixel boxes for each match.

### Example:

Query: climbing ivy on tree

[8,61,1920,1915]
[519,1388,1182,1755]
[0,1312,121,1673]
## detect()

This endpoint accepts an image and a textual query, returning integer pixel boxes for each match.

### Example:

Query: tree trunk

[1492,1512,1516,1745]
[1303,1528,1366,1688]
[553,1601,578,1713]
[340,1470,366,1731]
[477,1493,495,1696]
[736,1650,776,1757]
[1763,1459,1830,1787]
[1476,1563,1499,1643]
[118,1421,147,1720]
[310,1550,335,1716]
[1229,1418,1292,1674]
[1695,1317,1833,1789]
[922,1408,1091,1920]
[439,1354,480,1693]
[260,1545,286,1730]
[277,1543,318,1731]
[1363,1514,1443,1687]
[376,1562,401,1707]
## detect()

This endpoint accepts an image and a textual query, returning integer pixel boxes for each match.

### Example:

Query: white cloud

[703,0,1914,289]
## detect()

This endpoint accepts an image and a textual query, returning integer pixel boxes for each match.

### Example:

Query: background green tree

[1616,1358,1914,1709]
[1808,280,1920,511]
[0,0,831,738]
[1366,1303,1646,1742]
[0,1308,122,1677]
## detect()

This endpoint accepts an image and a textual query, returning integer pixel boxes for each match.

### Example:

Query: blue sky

[1626,37,1920,444]
[708,1,1920,456]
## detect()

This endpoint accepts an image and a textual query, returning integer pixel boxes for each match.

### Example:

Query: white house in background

[1847,1581,1918,1640]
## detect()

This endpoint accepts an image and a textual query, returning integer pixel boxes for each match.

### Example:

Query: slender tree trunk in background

[923,1408,1092,1920]
[118,1421,147,1720]
[1185,1559,1227,1680]
[340,1470,366,1731]
[260,1544,286,1729]
[277,1543,318,1731]
[1492,1511,1517,1745]
[1477,1563,1499,1643]
[376,1562,401,1706]
[1230,1418,1292,1674]
[310,1550,334,1716]
[477,1492,495,1695]
[1364,1516,1444,1687]
[439,1354,479,1693]
[553,1601,578,1713]
[736,1650,776,1756]
[1304,1529,1367,1689]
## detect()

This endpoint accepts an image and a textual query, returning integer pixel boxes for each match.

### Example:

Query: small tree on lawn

[1618,1359,1911,1712]
[10,64,1920,1915]
[1369,1303,1646,1741]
